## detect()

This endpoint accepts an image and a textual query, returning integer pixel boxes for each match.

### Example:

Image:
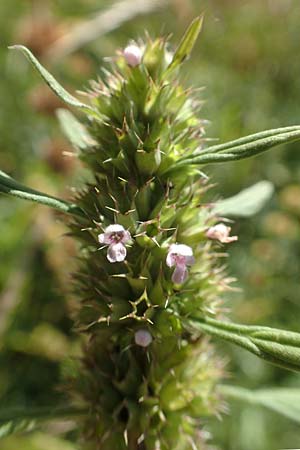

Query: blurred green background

[1,1,300,449]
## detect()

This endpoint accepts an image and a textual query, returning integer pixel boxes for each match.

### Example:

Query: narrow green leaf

[187,316,300,372]
[214,181,274,217]
[202,125,300,155]
[220,385,300,425]
[168,16,203,70]
[9,45,98,117]
[185,128,300,165]
[0,170,83,216]
[56,108,97,152]
[251,338,300,368]
[0,405,87,439]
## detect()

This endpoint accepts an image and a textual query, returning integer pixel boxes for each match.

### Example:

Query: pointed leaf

[204,125,300,155]
[9,45,98,117]
[187,128,300,165]
[168,16,203,70]
[56,109,97,152]
[220,385,300,424]
[187,316,300,372]
[0,170,83,216]
[214,181,274,217]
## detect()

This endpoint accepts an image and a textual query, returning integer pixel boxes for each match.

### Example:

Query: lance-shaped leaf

[214,181,274,217]
[167,16,203,71]
[56,108,97,152]
[9,45,99,118]
[174,126,300,167]
[220,385,300,425]
[187,316,300,372]
[202,125,300,155]
[0,405,87,439]
[0,169,83,216]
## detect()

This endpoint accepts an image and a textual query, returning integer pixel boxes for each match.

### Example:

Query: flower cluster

[99,223,238,286]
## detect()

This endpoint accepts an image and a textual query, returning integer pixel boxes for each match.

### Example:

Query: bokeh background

[1,1,300,449]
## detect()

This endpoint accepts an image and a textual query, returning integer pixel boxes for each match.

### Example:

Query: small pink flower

[134,329,152,347]
[123,44,143,67]
[166,243,195,284]
[98,224,131,263]
[206,223,238,244]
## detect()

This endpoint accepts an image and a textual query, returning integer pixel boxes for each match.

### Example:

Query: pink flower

[166,243,195,284]
[123,44,143,67]
[206,223,238,244]
[98,224,131,263]
[134,329,152,347]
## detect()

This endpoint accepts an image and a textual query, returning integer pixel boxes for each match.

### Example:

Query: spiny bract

[63,20,232,450]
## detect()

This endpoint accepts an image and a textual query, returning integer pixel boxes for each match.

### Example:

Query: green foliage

[168,16,203,70]
[0,170,81,215]
[190,317,300,372]
[9,46,97,117]
[214,181,274,218]
[1,2,300,450]
[220,385,300,425]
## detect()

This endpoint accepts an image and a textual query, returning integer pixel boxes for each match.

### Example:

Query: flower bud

[206,223,238,244]
[134,329,152,347]
[123,44,143,67]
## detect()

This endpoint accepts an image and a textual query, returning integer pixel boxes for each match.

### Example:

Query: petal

[123,45,143,67]
[98,233,110,244]
[172,266,188,284]
[107,243,127,263]
[185,255,196,266]
[105,224,125,234]
[166,251,175,267]
[122,230,131,243]
[206,223,238,244]
[174,244,193,257]
[220,235,238,244]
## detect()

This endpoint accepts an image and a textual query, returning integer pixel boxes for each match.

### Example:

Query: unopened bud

[134,329,152,347]
[123,45,143,67]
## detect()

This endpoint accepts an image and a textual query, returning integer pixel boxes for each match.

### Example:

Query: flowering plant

[1,17,300,449]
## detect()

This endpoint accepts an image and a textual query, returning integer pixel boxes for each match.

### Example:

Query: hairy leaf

[174,126,300,167]
[9,45,98,117]
[0,170,82,216]
[187,317,300,372]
